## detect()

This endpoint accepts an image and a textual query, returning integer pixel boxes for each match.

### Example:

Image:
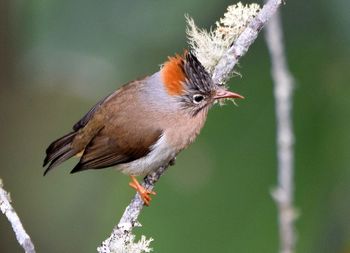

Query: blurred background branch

[265,10,297,253]
[0,179,36,253]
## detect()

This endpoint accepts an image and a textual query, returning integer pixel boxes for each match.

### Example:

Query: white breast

[117,134,176,176]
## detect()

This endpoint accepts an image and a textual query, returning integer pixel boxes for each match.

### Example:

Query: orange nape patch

[161,54,187,96]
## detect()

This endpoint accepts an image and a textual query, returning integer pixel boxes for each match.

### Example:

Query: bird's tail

[43,132,77,175]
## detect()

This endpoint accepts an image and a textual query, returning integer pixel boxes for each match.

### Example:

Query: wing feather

[71,126,162,173]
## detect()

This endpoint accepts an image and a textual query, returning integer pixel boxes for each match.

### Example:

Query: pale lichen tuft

[186,2,260,75]
[109,234,153,253]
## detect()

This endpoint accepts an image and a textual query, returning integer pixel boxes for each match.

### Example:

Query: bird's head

[160,51,243,116]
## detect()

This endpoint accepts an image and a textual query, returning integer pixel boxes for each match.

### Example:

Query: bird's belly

[117,134,176,176]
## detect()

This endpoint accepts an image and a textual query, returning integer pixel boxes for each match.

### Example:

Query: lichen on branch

[186,2,260,75]
[0,179,36,253]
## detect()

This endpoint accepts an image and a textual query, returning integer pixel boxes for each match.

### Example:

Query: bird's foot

[129,176,156,206]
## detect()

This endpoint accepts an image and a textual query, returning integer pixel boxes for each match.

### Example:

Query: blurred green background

[1,0,350,252]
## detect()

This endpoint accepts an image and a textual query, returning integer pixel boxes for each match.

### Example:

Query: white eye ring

[193,94,205,104]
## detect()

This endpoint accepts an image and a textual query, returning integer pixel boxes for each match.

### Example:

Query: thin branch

[212,0,283,84]
[264,10,297,253]
[97,163,171,253]
[0,179,36,253]
[98,0,284,252]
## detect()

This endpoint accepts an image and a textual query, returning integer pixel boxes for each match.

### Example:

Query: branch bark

[0,179,36,253]
[97,163,171,253]
[212,0,283,84]
[264,9,297,253]
[98,0,284,252]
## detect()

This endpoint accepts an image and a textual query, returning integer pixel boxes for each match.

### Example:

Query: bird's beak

[214,87,244,100]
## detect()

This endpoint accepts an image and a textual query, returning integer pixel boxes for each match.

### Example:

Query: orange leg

[129,176,156,206]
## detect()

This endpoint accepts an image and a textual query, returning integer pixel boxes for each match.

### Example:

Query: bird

[43,51,243,206]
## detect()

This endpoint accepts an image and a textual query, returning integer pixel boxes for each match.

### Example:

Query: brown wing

[70,80,163,173]
[71,126,162,173]
[73,93,113,131]
[70,125,162,173]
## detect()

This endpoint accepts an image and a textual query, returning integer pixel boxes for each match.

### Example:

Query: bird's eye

[193,94,205,104]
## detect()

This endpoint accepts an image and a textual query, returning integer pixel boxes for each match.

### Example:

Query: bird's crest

[161,51,214,96]
[161,53,187,96]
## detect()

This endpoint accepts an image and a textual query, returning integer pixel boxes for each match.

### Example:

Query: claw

[129,176,156,206]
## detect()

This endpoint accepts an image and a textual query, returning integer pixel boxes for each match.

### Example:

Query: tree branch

[98,0,284,252]
[264,9,297,253]
[212,0,283,84]
[0,179,36,253]
[97,163,171,253]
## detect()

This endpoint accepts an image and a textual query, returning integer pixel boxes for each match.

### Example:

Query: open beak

[214,87,244,100]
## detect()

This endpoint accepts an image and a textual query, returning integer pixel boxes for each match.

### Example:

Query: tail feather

[43,132,77,175]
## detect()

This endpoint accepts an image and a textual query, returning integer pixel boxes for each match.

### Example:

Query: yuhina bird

[43,51,243,205]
